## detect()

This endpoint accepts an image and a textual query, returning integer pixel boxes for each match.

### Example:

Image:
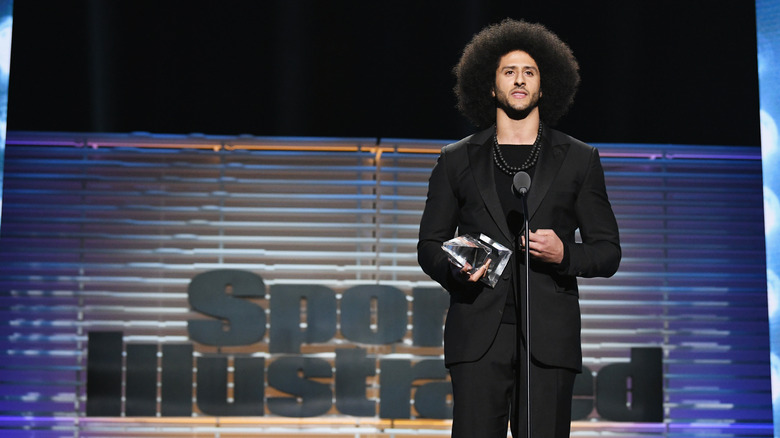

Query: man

[417,19,621,438]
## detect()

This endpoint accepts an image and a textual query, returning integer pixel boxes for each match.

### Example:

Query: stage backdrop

[757,0,780,437]
[0,132,772,437]
[0,0,13,231]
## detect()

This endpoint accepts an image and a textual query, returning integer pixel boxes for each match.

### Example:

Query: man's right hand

[460,258,491,282]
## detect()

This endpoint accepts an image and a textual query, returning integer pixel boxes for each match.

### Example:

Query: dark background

[6,1,760,145]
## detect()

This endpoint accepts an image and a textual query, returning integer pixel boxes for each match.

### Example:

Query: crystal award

[441,233,512,287]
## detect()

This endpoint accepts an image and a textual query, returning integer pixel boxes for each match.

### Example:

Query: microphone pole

[512,171,532,438]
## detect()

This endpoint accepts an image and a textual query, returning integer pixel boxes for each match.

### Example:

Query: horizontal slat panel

[0,131,772,437]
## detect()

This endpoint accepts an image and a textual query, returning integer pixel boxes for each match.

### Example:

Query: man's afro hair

[453,19,580,128]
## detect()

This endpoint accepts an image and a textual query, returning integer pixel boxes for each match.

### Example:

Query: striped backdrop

[0,131,771,437]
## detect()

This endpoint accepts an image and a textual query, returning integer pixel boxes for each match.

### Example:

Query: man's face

[493,50,541,119]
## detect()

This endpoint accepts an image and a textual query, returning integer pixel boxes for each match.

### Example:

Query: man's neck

[495,110,541,145]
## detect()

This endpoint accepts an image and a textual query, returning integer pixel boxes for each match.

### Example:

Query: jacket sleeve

[559,147,621,278]
[417,148,462,291]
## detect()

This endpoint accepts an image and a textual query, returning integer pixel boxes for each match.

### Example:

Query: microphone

[512,171,531,197]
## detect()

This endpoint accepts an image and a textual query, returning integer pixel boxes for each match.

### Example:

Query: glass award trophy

[441,233,512,287]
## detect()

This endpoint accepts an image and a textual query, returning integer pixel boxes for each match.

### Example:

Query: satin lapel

[467,127,514,243]
[527,129,569,221]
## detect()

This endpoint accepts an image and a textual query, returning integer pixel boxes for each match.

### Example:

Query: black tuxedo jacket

[417,125,621,371]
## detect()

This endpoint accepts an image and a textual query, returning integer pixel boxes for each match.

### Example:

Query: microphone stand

[519,191,531,438]
[511,170,532,438]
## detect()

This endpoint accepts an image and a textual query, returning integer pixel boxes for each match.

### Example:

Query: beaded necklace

[492,122,543,175]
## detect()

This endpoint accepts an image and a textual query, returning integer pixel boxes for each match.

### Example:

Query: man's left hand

[522,229,564,264]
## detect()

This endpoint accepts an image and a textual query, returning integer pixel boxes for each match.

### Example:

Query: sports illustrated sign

[86,269,663,421]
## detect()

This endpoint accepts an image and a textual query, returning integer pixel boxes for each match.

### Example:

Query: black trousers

[448,322,576,438]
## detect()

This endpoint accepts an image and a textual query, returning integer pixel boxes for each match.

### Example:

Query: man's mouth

[511,89,528,98]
